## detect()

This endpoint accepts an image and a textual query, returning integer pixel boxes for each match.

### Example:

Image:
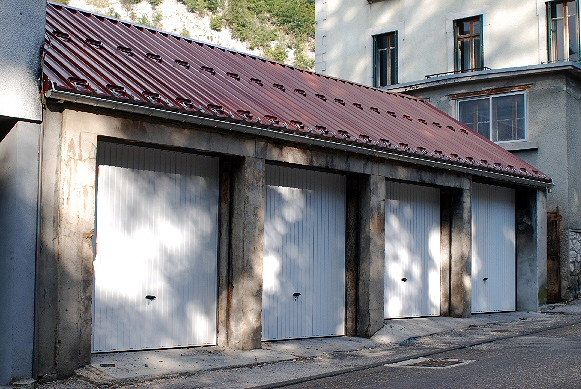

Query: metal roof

[43,2,551,185]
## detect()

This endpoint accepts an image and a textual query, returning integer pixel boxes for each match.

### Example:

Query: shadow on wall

[263,166,346,340]
[0,122,39,385]
[384,182,440,319]
[323,0,539,83]
[93,143,220,352]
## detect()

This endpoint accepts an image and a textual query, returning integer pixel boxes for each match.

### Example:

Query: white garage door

[262,165,346,340]
[385,181,441,318]
[471,183,516,313]
[93,142,219,352]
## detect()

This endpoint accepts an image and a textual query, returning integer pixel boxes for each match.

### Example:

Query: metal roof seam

[43,2,552,184]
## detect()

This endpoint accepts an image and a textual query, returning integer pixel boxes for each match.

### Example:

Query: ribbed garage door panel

[263,165,346,340]
[384,182,441,318]
[471,183,516,313]
[93,142,219,352]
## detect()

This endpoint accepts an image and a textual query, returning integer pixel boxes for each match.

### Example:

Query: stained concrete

[356,174,386,337]
[227,157,265,349]
[31,301,581,388]
[450,188,472,317]
[31,103,548,382]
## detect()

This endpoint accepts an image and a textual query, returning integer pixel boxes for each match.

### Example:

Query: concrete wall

[391,68,578,300]
[0,0,45,124]
[34,102,546,379]
[0,122,40,385]
[316,0,546,85]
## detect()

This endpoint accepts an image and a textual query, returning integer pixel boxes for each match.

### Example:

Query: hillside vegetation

[54,0,315,69]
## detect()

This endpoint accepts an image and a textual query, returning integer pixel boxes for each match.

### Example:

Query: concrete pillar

[345,175,358,336]
[227,156,265,349]
[440,189,453,316]
[217,159,232,346]
[516,187,547,311]
[356,174,386,337]
[35,106,95,380]
[0,122,40,385]
[450,188,472,317]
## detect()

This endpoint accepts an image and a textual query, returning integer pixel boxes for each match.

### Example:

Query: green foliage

[148,0,163,7]
[206,0,223,13]
[294,48,314,69]
[263,42,288,63]
[180,0,206,13]
[152,10,163,27]
[180,27,191,38]
[120,0,141,7]
[136,11,162,28]
[180,0,315,69]
[137,13,151,26]
[51,0,70,4]
[210,15,223,31]
[106,7,121,18]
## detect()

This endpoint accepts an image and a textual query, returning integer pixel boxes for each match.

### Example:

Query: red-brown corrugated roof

[43,2,551,184]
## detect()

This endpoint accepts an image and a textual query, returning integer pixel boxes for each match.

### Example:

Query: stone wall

[568,230,581,299]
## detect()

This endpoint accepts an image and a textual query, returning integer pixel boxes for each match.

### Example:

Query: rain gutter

[45,90,553,189]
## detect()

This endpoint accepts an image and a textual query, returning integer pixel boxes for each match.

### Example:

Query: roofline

[45,90,553,189]
[384,62,581,93]
[46,2,422,103]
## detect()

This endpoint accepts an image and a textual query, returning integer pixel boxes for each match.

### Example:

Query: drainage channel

[251,317,581,389]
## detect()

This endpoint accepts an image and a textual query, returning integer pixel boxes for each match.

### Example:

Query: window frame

[547,0,580,63]
[373,31,398,87]
[456,92,527,143]
[454,15,484,72]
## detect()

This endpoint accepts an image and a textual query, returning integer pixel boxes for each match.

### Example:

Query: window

[548,1,579,62]
[458,93,526,142]
[373,32,397,87]
[455,16,483,72]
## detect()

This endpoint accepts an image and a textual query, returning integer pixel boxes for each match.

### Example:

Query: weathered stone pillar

[516,187,547,311]
[440,188,453,316]
[356,174,386,337]
[227,156,265,349]
[450,187,472,318]
[36,106,96,380]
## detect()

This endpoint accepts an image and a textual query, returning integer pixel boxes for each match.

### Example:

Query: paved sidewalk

[25,300,581,389]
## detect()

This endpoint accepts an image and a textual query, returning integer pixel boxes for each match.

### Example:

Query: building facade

[316,0,581,301]
[0,2,551,384]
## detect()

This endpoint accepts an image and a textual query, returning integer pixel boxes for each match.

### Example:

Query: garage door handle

[401,277,407,282]
[145,295,156,301]
[483,277,488,282]
[293,293,301,297]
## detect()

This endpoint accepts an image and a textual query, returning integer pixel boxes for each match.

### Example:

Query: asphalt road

[277,322,581,389]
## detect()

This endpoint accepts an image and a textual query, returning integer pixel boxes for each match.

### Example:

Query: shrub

[210,15,223,31]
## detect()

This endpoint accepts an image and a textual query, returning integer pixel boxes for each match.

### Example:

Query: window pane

[569,12,579,61]
[374,32,397,87]
[460,40,471,70]
[474,38,482,68]
[554,18,566,61]
[552,2,565,18]
[459,99,490,139]
[459,20,471,35]
[377,35,388,50]
[379,49,388,86]
[492,95,525,142]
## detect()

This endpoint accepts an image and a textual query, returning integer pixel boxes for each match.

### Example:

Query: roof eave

[45,89,553,189]
[384,62,581,93]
